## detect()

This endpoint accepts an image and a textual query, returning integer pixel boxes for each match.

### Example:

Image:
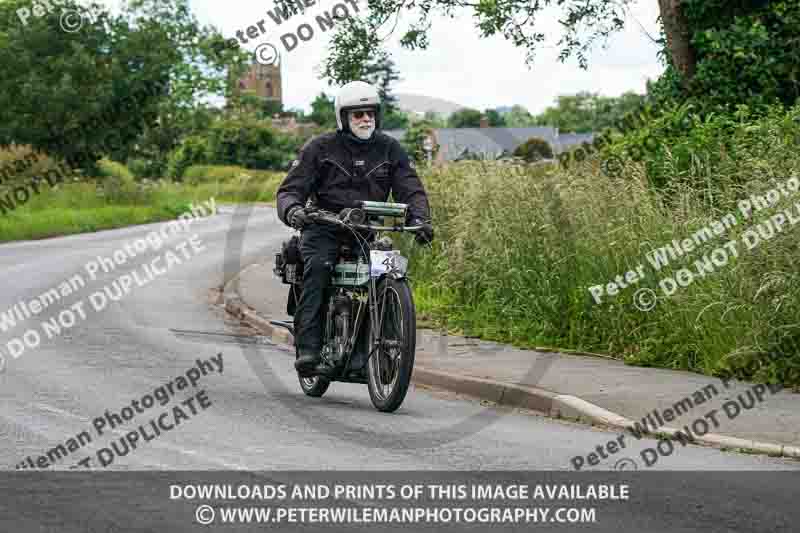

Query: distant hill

[393,93,466,118]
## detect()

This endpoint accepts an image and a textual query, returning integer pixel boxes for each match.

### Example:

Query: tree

[0,0,250,175]
[117,0,251,176]
[421,111,448,129]
[513,137,554,162]
[260,100,284,119]
[0,0,163,170]
[593,91,647,130]
[166,115,302,178]
[505,105,537,127]
[532,91,646,132]
[321,0,786,105]
[448,109,483,128]
[324,1,641,82]
[664,0,800,110]
[658,0,695,86]
[306,92,337,129]
[364,55,410,129]
[364,56,400,111]
[485,109,507,127]
[382,108,410,130]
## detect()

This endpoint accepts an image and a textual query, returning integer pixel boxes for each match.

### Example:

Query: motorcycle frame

[320,255,408,382]
[310,208,419,382]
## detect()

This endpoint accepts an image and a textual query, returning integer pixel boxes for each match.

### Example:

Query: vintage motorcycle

[272,201,423,412]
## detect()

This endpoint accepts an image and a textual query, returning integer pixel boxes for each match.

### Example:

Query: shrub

[165,135,211,180]
[600,101,800,191]
[95,158,153,204]
[127,157,161,179]
[165,116,302,179]
[401,121,440,164]
[513,137,554,162]
[96,158,134,181]
[0,145,67,188]
[684,0,800,110]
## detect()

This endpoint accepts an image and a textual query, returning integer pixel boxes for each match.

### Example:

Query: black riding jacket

[276,130,431,225]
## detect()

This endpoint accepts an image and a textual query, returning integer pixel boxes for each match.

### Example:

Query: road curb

[216,280,800,461]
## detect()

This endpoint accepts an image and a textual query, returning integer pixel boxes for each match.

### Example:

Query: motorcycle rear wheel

[367,277,416,412]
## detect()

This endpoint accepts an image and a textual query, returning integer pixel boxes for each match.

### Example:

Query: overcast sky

[107,0,665,114]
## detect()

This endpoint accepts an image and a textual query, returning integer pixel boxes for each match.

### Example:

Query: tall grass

[403,111,800,387]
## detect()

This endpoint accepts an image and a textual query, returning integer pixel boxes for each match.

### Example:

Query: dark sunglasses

[350,109,375,120]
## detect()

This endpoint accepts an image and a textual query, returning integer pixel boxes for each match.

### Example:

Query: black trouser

[294,223,370,355]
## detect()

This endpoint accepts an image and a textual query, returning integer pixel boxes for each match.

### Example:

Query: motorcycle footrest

[269,319,294,335]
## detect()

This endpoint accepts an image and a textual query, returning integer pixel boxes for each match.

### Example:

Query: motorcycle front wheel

[298,374,331,397]
[367,277,416,412]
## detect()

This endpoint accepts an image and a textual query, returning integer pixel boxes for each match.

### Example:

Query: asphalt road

[1,205,798,531]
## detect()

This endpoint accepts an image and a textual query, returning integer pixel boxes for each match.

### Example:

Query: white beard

[351,122,375,140]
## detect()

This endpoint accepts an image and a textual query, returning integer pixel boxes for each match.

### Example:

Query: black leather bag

[274,236,304,284]
[273,236,304,316]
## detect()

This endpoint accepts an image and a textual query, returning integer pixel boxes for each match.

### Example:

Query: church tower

[231,62,282,105]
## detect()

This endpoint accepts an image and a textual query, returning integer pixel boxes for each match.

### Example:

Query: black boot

[295,350,321,376]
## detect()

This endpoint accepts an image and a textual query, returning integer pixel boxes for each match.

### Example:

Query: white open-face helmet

[334,80,381,132]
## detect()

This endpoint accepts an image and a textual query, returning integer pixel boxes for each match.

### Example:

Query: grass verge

[0,163,283,243]
[399,137,800,388]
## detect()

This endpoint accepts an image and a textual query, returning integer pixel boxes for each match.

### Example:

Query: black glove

[287,205,310,231]
[409,218,434,245]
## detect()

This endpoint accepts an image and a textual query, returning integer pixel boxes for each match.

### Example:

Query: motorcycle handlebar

[306,210,423,233]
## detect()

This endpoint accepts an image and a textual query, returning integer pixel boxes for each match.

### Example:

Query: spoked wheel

[367,277,416,412]
[298,374,331,397]
[296,349,330,398]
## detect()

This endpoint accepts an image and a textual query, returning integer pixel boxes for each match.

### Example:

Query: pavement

[223,259,800,461]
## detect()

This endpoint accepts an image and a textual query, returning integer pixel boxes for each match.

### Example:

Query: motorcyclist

[276,80,434,377]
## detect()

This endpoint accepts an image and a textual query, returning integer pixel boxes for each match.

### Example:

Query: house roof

[383,127,594,160]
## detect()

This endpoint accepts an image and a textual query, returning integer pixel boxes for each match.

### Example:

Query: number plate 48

[370,250,408,277]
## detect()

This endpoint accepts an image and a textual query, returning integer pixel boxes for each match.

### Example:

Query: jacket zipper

[365,161,390,179]
[322,158,352,177]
